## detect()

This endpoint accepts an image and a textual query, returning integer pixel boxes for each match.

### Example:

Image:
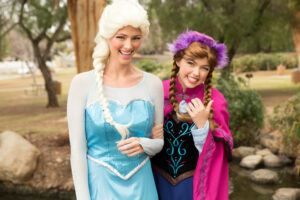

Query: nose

[192,67,200,76]
[124,39,133,50]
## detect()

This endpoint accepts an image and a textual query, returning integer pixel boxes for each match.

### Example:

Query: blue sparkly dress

[67,70,164,200]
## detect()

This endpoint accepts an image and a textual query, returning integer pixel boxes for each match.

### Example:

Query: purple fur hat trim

[167,30,229,69]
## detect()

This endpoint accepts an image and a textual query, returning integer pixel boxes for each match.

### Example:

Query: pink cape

[163,78,233,200]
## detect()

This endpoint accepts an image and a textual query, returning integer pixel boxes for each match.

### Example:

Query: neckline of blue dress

[103,71,145,90]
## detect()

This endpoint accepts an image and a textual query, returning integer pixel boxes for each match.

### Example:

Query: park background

[0,0,300,199]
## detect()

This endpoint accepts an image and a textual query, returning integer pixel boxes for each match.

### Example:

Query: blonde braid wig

[93,0,150,140]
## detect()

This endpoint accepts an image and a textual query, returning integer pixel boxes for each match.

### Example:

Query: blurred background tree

[0,1,18,60]
[148,0,275,77]
[16,0,70,107]
[286,0,300,69]
[67,0,106,73]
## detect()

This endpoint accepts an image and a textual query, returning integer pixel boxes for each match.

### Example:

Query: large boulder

[0,131,40,183]
[272,188,300,200]
[250,169,279,184]
[240,155,263,169]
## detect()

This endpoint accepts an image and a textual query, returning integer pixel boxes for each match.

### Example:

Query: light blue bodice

[85,83,155,179]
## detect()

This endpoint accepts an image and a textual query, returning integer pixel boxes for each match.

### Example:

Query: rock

[0,131,40,183]
[269,130,282,140]
[256,148,273,157]
[279,155,293,166]
[279,140,298,159]
[250,169,279,184]
[240,155,263,169]
[295,155,300,176]
[233,146,256,159]
[264,154,282,168]
[260,123,272,135]
[272,188,300,200]
[250,182,274,195]
[260,137,280,154]
[60,177,74,191]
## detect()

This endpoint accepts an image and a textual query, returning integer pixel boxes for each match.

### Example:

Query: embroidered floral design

[216,128,233,149]
[164,116,193,178]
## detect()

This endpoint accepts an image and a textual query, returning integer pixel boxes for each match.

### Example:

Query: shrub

[232,53,297,72]
[216,76,264,146]
[135,59,163,73]
[270,90,300,145]
[135,59,173,81]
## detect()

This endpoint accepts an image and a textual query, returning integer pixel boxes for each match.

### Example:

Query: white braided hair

[93,0,150,140]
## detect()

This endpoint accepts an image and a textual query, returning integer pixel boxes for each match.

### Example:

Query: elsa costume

[67,70,164,200]
[67,0,164,199]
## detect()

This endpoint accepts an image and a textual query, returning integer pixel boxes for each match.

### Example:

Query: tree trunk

[32,43,59,107]
[291,10,300,69]
[67,0,106,73]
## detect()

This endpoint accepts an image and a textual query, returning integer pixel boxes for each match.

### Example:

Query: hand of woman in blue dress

[186,98,213,128]
[117,137,144,157]
[151,123,163,139]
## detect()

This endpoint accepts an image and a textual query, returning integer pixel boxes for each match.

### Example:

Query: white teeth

[188,76,199,82]
[120,51,132,55]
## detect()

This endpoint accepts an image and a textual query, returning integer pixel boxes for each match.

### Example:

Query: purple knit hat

[167,30,228,69]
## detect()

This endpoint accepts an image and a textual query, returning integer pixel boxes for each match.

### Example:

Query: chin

[119,58,132,65]
[184,81,199,89]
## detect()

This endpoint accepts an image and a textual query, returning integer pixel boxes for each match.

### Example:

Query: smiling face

[108,26,142,65]
[176,56,210,91]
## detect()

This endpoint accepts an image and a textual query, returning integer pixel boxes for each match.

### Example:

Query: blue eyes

[116,36,125,39]
[186,60,209,71]
[116,36,141,40]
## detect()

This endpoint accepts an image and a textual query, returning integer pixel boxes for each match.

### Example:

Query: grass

[0,66,299,136]
[0,67,76,136]
[243,75,299,90]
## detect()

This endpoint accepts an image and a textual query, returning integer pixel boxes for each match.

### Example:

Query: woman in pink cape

[151,30,233,200]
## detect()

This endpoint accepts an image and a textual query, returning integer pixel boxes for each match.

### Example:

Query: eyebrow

[184,57,210,67]
[198,63,210,68]
[116,33,142,37]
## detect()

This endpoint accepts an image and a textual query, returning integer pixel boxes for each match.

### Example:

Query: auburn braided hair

[169,42,217,131]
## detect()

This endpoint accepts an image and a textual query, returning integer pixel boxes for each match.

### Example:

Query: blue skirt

[87,158,158,200]
[153,171,193,200]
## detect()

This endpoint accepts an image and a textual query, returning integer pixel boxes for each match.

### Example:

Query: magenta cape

[163,78,233,200]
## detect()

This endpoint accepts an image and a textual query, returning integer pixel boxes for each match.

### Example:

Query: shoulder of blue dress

[142,71,162,84]
[71,69,95,83]
[142,71,159,102]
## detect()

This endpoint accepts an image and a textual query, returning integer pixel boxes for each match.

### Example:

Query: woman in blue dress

[67,0,164,199]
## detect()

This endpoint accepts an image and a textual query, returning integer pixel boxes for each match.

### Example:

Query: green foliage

[216,75,264,146]
[135,59,163,73]
[147,0,295,71]
[135,59,173,80]
[270,89,300,144]
[21,0,68,39]
[232,53,298,72]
